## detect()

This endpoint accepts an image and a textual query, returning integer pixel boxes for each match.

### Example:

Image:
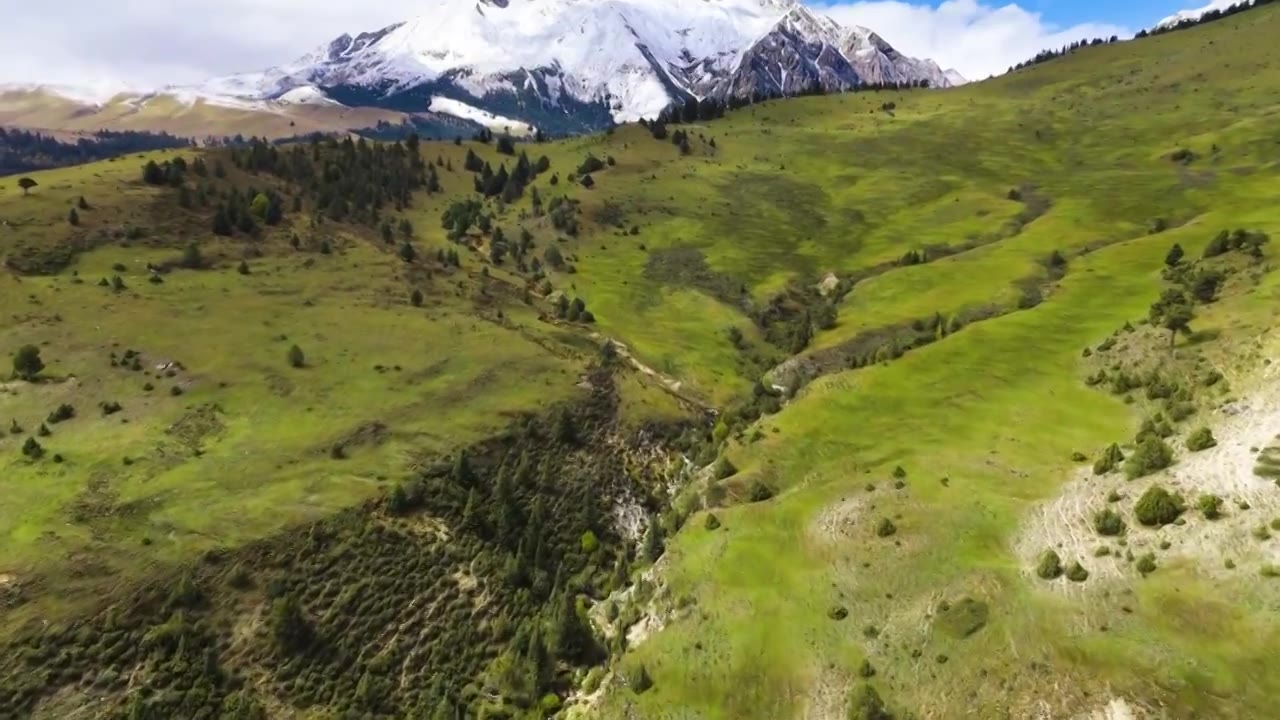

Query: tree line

[0,127,189,176]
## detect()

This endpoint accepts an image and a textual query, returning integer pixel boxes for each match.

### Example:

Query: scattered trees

[17,177,37,195]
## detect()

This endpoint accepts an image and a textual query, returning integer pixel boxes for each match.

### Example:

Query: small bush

[1036,549,1063,579]
[629,663,653,694]
[1198,494,1224,520]
[704,513,721,531]
[1135,485,1185,526]
[1136,553,1158,576]
[847,683,890,720]
[1093,508,1126,536]
[1125,437,1174,479]
[47,404,75,424]
[1093,443,1124,474]
[1066,561,1089,583]
[874,518,897,538]
[288,344,306,369]
[1186,427,1217,452]
[747,480,775,503]
[21,437,45,459]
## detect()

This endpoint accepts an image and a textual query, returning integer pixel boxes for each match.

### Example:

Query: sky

[0,0,1241,93]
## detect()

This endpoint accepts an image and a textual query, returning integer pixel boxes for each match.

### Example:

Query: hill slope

[1,3,1279,720]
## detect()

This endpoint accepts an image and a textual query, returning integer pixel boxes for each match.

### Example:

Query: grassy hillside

[0,4,1279,719]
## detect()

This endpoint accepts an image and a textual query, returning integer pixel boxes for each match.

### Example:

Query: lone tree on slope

[12,345,45,380]
[17,177,37,196]
[1149,288,1194,349]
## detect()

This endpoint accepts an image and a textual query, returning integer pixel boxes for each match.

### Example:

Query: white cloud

[0,1,427,89]
[818,0,1130,80]
[0,0,1139,91]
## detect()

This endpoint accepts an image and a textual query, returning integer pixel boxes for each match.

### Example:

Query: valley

[1,2,1280,719]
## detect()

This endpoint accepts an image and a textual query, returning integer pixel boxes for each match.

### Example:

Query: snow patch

[276,86,342,106]
[427,96,535,135]
[1158,0,1252,28]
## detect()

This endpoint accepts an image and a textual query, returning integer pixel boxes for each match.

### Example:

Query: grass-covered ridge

[1,4,1280,719]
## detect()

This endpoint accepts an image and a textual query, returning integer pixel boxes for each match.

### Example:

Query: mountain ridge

[1,0,958,138]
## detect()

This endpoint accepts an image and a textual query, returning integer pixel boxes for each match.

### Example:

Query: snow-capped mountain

[1157,0,1252,29]
[189,0,958,134]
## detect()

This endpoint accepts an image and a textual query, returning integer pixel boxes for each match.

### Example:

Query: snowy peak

[184,0,955,133]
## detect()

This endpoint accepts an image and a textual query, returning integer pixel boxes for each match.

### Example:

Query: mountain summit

[195,0,958,133]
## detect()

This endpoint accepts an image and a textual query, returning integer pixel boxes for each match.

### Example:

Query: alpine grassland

[1,4,1279,719]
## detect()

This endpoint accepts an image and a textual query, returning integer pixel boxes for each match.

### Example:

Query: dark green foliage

[1125,437,1174,479]
[857,659,876,678]
[410,288,424,307]
[847,682,891,720]
[629,663,654,694]
[1093,443,1124,475]
[21,436,44,459]
[12,344,44,380]
[1136,553,1158,576]
[874,518,897,538]
[714,457,738,479]
[1135,485,1185,526]
[1036,549,1063,579]
[934,597,989,638]
[180,243,203,269]
[1093,508,1126,536]
[47,403,75,424]
[1066,561,1089,582]
[399,242,417,263]
[1198,494,1224,520]
[1186,426,1217,451]
[1164,243,1184,267]
[705,513,721,531]
[1149,288,1194,348]
[237,260,250,275]
[1205,228,1270,259]
[642,518,664,563]
[747,480,775,503]
[1190,269,1224,303]
[270,594,312,652]
[287,345,305,369]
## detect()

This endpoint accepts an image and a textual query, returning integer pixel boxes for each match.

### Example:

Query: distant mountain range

[0,0,962,139]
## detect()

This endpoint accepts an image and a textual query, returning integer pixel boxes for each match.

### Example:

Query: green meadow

[1,4,1279,719]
